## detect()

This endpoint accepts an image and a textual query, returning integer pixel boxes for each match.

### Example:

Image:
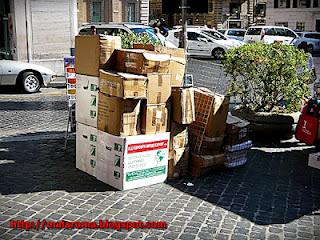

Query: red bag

[295,113,318,145]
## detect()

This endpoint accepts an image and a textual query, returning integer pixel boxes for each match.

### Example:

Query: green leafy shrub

[118,32,161,49]
[223,42,312,113]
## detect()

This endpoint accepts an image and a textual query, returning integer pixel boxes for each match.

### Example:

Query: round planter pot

[231,109,295,140]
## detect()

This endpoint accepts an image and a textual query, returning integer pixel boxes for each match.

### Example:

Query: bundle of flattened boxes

[74,35,189,190]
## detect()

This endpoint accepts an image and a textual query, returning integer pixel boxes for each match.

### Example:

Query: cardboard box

[76,75,99,128]
[170,122,188,149]
[99,70,147,99]
[147,73,171,104]
[75,35,121,76]
[169,57,186,87]
[96,131,170,190]
[168,147,189,178]
[97,93,141,136]
[191,153,225,169]
[141,103,168,134]
[133,44,186,59]
[200,136,224,155]
[225,114,250,145]
[76,123,98,177]
[172,87,195,125]
[308,152,320,170]
[113,49,171,75]
[225,149,248,168]
[205,94,230,138]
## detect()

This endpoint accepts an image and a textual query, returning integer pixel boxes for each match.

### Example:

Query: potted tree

[223,42,312,139]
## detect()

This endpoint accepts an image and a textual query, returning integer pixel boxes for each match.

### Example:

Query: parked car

[218,29,246,41]
[293,32,320,52]
[79,23,176,48]
[0,59,56,93]
[197,28,244,47]
[166,28,237,59]
[244,26,298,44]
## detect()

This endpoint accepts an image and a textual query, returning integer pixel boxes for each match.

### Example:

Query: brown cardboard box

[308,152,320,170]
[113,49,171,75]
[205,94,230,138]
[200,136,224,155]
[225,114,250,145]
[172,87,195,125]
[97,93,141,136]
[141,103,168,134]
[75,35,121,76]
[169,57,186,87]
[133,44,186,59]
[190,153,225,177]
[168,147,189,178]
[170,122,188,149]
[99,70,147,99]
[147,73,171,104]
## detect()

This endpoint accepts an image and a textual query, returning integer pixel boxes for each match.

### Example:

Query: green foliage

[117,32,161,49]
[223,42,312,113]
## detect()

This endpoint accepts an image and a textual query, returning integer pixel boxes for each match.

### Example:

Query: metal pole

[181,0,188,52]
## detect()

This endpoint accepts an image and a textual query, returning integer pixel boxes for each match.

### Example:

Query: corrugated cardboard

[97,93,141,136]
[172,87,195,125]
[170,122,188,149]
[141,103,168,134]
[97,131,170,190]
[200,136,224,155]
[191,153,225,169]
[75,35,121,76]
[205,94,230,138]
[225,114,250,146]
[76,75,99,128]
[147,73,171,104]
[168,147,189,179]
[99,70,147,99]
[76,123,98,177]
[169,57,186,87]
[113,49,171,75]
[133,44,186,59]
[308,152,320,170]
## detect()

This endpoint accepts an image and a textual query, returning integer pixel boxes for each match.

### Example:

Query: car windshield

[218,29,226,34]
[130,27,158,40]
[202,30,227,40]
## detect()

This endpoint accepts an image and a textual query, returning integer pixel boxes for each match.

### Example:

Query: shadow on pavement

[167,140,320,226]
[0,100,67,111]
[0,132,115,194]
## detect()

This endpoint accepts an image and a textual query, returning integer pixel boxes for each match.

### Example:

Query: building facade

[149,0,266,29]
[265,0,320,31]
[1,0,78,75]
[77,0,149,26]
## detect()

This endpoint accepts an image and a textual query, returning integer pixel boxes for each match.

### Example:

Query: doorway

[0,0,12,59]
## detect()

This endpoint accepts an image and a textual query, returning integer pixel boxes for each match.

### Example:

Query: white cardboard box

[308,152,320,170]
[76,75,99,128]
[76,123,98,177]
[97,131,170,190]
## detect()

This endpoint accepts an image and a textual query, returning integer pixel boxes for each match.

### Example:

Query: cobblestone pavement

[0,87,68,139]
[0,139,319,239]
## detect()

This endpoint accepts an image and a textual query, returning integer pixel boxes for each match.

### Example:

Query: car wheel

[212,48,225,60]
[21,72,40,93]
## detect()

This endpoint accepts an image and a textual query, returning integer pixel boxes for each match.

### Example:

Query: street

[0,61,320,240]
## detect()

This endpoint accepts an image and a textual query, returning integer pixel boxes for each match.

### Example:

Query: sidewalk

[0,136,319,239]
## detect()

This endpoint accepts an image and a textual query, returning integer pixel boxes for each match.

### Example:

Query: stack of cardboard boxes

[75,35,188,190]
[189,88,230,177]
[224,115,252,168]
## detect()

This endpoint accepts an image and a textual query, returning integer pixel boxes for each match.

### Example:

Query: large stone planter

[231,109,295,140]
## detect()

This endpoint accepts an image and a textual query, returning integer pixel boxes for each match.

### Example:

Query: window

[265,28,276,36]
[275,0,290,8]
[127,3,136,22]
[275,22,288,27]
[296,22,305,31]
[299,0,311,7]
[187,32,201,41]
[293,0,298,7]
[202,30,224,40]
[314,0,319,7]
[246,28,262,35]
[317,20,320,32]
[91,1,102,22]
[305,33,320,39]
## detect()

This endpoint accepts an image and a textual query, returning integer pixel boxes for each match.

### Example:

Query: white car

[166,28,242,59]
[218,29,246,41]
[244,26,298,44]
[0,60,56,93]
